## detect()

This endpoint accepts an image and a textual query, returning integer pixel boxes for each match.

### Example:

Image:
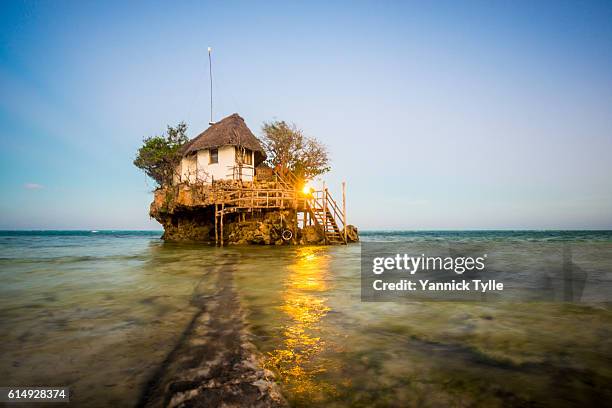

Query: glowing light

[302,182,313,195]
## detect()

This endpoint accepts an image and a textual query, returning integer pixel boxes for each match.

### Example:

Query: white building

[175,113,267,184]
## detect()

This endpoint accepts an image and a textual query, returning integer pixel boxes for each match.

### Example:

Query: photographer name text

[372,279,503,292]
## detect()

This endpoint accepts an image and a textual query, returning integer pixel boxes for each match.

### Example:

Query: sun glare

[302,183,313,195]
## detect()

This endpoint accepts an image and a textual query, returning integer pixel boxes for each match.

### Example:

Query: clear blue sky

[1,1,611,230]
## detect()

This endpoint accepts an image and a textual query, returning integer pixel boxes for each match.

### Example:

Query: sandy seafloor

[1,230,611,407]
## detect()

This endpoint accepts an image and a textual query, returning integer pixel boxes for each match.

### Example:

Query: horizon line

[1,229,611,233]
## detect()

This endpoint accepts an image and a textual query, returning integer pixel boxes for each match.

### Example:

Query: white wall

[176,146,255,184]
[180,154,197,183]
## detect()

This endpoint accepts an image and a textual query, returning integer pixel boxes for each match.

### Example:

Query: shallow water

[1,231,611,407]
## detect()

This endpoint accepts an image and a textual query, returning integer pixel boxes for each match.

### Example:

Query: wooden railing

[213,188,302,210]
[274,166,300,189]
[228,165,255,181]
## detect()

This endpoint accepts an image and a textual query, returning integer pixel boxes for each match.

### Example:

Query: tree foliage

[261,120,330,179]
[133,122,189,187]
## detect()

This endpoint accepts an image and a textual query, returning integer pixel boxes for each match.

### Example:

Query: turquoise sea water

[1,231,611,407]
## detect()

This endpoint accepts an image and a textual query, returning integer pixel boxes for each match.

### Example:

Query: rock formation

[150,183,358,245]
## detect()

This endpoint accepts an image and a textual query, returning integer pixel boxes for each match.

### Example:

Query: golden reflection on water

[264,247,335,402]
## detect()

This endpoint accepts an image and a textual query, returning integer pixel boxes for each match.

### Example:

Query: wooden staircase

[305,190,347,245]
[273,166,347,245]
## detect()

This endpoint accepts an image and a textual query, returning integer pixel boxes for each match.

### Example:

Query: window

[235,147,253,165]
[209,148,218,164]
[244,148,253,165]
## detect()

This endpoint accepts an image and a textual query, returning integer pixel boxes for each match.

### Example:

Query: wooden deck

[162,167,348,246]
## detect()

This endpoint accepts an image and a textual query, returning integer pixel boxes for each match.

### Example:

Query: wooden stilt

[214,203,218,246]
[323,182,327,245]
[220,203,224,247]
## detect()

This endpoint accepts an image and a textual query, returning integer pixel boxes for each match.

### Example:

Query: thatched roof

[182,113,266,165]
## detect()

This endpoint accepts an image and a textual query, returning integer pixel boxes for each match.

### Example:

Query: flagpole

[208,47,214,125]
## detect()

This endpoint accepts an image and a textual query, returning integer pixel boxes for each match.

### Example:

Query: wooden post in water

[342,181,347,243]
[322,181,327,245]
[220,203,224,247]
[214,203,218,246]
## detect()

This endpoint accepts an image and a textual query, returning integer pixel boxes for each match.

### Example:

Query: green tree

[133,122,189,186]
[261,120,330,179]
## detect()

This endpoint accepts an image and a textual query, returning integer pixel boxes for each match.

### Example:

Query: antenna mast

[208,46,214,125]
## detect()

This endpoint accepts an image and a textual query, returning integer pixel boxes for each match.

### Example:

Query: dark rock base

[152,207,358,245]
